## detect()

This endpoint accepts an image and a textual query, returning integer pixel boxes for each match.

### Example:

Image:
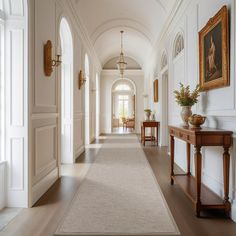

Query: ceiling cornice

[64,0,102,71]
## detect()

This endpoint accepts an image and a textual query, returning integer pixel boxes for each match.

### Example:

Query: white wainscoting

[5,0,28,207]
[0,161,6,210]
[31,115,59,205]
[74,112,84,159]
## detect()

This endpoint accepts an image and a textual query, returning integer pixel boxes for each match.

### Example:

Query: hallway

[1,135,236,236]
[0,0,236,235]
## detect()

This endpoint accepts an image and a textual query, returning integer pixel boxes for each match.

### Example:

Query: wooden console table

[169,125,233,217]
[141,121,159,146]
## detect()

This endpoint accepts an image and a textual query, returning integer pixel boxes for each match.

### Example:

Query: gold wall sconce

[78,70,86,89]
[44,40,62,77]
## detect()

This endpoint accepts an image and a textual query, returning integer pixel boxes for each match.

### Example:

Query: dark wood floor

[1,135,236,236]
[142,145,236,236]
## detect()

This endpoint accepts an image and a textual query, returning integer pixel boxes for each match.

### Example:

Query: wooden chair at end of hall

[126,118,135,130]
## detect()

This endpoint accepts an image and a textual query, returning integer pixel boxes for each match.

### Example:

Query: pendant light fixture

[117,30,127,78]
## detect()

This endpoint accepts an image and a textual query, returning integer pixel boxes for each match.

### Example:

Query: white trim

[0,161,6,210]
[32,168,58,205]
[75,146,85,161]
[0,9,5,19]
[231,200,236,222]
[31,113,59,120]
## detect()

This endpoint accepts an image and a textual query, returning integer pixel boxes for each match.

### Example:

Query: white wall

[100,70,144,134]
[146,0,236,221]
[28,0,101,206]
[29,0,59,206]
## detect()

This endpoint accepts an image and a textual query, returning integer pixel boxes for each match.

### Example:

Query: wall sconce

[44,40,62,77]
[78,70,86,89]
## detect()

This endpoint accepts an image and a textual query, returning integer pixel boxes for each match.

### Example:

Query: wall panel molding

[5,0,28,208]
[9,0,24,16]
[32,167,58,205]
[10,29,24,127]
[9,138,24,191]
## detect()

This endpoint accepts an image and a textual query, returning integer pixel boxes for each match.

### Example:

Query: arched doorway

[160,51,169,147]
[95,73,100,137]
[171,32,186,167]
[111,79,136,134]
[60,18,74,164]
[84,54,90,144]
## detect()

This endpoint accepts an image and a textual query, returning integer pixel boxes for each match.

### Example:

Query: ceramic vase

[145,112,151,121]
[180,106,192,127]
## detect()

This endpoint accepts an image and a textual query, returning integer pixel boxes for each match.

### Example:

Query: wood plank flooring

[0,136,236,236]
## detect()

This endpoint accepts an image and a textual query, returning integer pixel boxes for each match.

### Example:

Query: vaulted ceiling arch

[72,0,179,69]
[91,18,154,45]
[94,26,151,67]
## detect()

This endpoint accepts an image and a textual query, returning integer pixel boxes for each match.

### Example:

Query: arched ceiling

[72,0,178,68]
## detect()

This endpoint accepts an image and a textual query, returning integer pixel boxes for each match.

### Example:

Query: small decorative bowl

[188,115,206,128]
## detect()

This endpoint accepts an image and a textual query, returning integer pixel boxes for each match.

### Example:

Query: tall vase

[145,112,151,121]
[180,106,192,127]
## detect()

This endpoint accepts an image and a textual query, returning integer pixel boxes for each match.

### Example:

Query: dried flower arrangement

[174,83,201,107]
[144,109,152,113]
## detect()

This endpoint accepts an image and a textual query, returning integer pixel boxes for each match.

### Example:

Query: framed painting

[199,5,229,91]
[153,79,158,103]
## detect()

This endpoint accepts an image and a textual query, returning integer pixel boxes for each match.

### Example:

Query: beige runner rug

[55,135,180,236]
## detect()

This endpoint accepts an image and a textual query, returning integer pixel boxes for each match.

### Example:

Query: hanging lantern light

[117,30,127,78]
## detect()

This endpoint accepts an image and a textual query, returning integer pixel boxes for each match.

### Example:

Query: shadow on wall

[200,91,209,114]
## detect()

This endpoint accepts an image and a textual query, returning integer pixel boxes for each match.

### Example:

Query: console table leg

[143,127,146,146]
[156,126,158,146]
[223,146,230,216]
[187,143,191,175]
[194,146,202,217]
[141,126,143,144]
[170,135,175,185]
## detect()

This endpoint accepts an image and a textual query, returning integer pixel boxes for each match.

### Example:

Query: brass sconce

[78,70,86,89]
[44,40,62,77]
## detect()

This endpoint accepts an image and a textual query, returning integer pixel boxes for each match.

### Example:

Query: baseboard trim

[90,137,95,144]
[32,168,58,206]
[75,146,85,159]
[231,200,236,222]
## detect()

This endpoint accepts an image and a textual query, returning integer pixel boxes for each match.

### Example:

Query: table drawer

[170,129,195,144]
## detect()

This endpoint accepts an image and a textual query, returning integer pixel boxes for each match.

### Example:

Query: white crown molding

[60,0,102,71]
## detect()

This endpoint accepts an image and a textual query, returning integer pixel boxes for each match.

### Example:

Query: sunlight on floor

[85,143,102,149]
[0,208,22,231]
[112,127,135,134]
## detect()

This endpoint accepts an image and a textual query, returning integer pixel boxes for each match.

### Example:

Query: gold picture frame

[153,79,158,103]
[78,70,86,89]
[199,5,229,91]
